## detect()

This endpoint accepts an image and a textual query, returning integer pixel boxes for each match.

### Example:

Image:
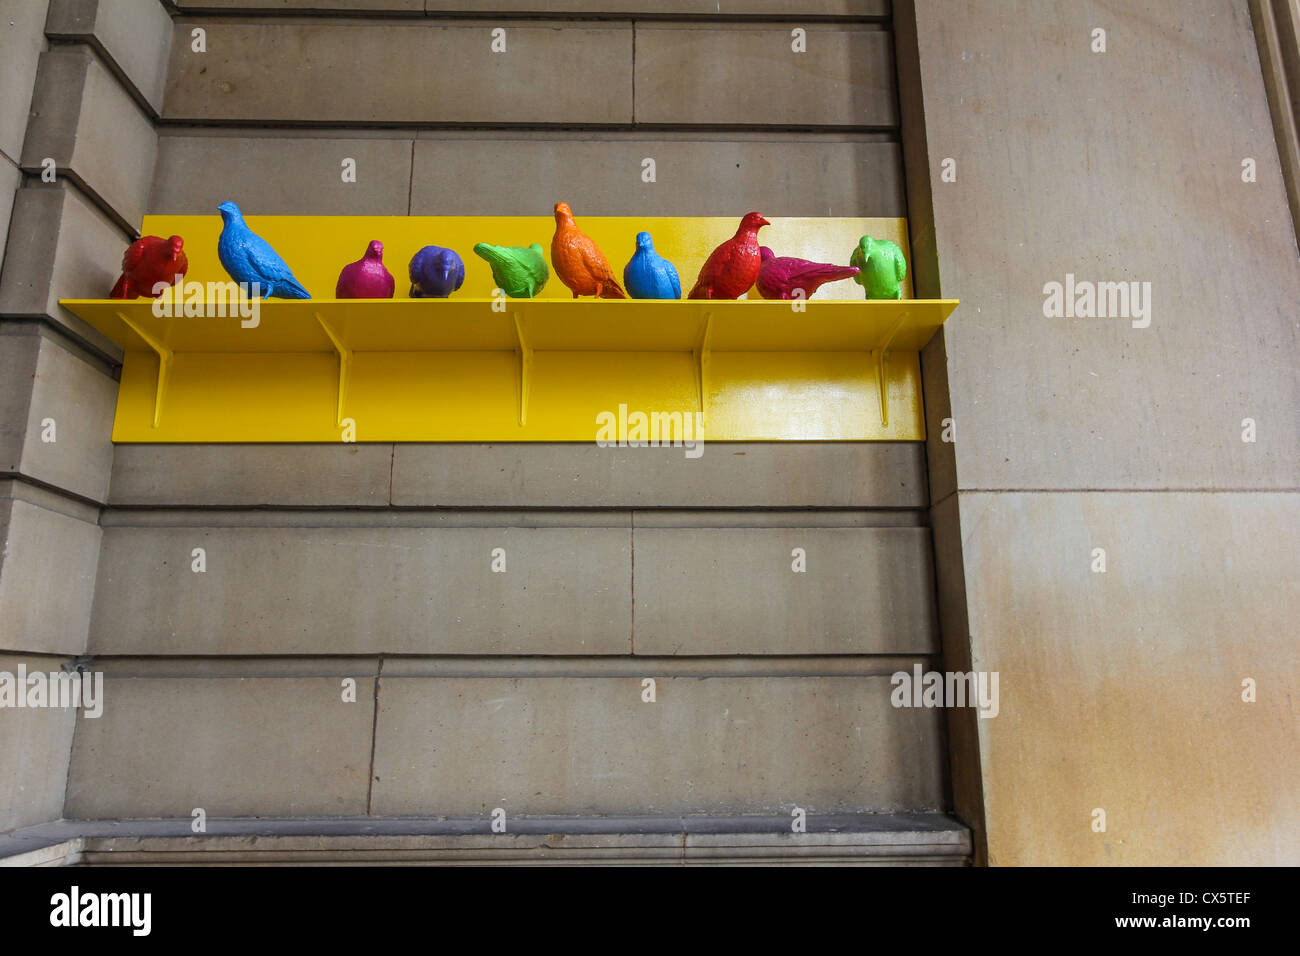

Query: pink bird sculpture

[335,240,395,299]
[755,247,859,300]
[688,212,770,299]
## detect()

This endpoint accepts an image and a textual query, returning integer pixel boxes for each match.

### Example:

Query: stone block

[635,23,897,127]
[957,489,1300,865]
[914,0,1300,490]
[0,184,130,361]
[44,0,173,113]
[410,133,906,216]
[0,325,117,503]
[22,46,157,228]
[632,526,938,654]
[64,673,375,817]
[0,653,77,832]
[0,0,49,162]
[89,523,632,655]
[108,443,392,507]
[0,487,100,656]
[150,134,415,215]
[392,442,926,508]
[372,674,947,815]
[163,20,633,125]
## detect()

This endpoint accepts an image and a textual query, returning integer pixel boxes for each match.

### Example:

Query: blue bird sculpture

[216,201,311,299]
[408,245,465,298]
[623,232,681,300]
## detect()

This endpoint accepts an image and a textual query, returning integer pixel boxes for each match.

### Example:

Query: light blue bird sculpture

[216,201,311,299]
[623,232,681,300]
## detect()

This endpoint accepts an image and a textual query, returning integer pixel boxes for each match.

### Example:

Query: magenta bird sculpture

[335,240,395,299]
[755,246,860,300]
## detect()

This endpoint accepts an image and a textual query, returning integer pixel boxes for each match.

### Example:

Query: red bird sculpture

[688,212,770,300]
[109,235,188,299]
[551,201,626,298]
[755,246,859,300]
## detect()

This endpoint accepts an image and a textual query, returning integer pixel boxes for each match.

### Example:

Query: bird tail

[278,276,312,299]
[806,265,860,288]
[109,275,130,299]
[600,280,628,299]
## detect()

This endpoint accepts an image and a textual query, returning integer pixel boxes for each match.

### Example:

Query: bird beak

[758,217,771,227]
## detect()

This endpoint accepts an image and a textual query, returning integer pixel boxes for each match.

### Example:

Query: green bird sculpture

[850,236,907,300]
[472,242,549,299]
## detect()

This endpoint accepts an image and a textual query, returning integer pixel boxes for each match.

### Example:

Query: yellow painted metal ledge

[60,298,956,442]
[58,216,957,443]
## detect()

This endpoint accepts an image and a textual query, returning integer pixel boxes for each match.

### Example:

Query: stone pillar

[0,0,172,832]
[902,0,1300,865]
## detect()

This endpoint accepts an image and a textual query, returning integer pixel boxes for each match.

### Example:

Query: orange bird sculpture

[550,201,626,298]
[688,212,770,300]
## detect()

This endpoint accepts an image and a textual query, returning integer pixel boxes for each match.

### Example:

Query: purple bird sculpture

[755,246,860,300]
[335,240,395,299]
[408,245,465,299]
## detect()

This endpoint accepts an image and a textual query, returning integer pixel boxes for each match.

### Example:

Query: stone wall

[901,0,1300,865]
[3,0,1295,865]
[0,0,173,832]
[3,0,956,841]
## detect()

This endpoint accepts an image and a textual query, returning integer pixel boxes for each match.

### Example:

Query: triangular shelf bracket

[115,310,172,429]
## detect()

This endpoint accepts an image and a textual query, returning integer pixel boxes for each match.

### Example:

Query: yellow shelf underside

[61,299,955,442]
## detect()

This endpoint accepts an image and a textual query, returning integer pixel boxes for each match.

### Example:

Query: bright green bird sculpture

[472,242,549,298]
[850,236,907,300]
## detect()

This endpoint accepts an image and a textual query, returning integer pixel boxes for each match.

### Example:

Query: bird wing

[699,241,733,282]
[574,234,624,293]
[409,249,430,283]
[587,243,616,280]
[251,240,298,281]
[690,242,734,296]
[241,232,300,283]
[667,261,681,298]
[496,253,526,288]
[772,255,815,274]
[577,235,617,282]
[517,247,541,273]
[122,240,148,272]
[893,251,907,282]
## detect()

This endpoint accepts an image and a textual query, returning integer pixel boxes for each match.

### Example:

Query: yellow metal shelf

[60,298,957,443]
[59,215,956,443]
